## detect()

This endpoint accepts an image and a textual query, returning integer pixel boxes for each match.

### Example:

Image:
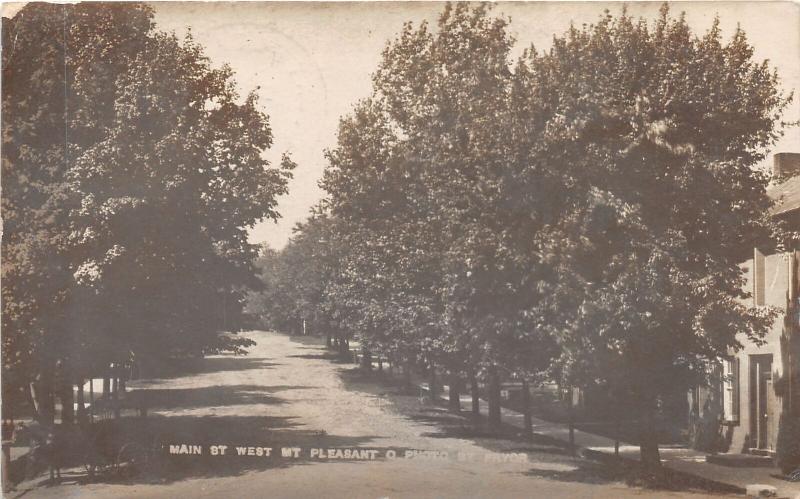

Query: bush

[776,413,800,475]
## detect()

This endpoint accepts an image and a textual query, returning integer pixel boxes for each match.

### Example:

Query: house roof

[768,175,800,218]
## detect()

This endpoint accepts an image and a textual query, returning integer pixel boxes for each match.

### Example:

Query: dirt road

[13,331,733,499]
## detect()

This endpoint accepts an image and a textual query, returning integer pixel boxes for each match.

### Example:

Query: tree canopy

[252,3,792,469]
[526,6,789,465]
[2,3,293,421]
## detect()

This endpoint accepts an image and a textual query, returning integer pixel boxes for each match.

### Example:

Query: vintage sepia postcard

[2,1,800,497]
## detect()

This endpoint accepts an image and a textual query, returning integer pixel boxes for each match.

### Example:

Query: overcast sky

[14,2,800,250]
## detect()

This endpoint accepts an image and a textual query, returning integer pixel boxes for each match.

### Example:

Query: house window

[723,358,740,423]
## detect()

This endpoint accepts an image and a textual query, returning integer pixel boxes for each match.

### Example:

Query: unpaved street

[14,331,733,499]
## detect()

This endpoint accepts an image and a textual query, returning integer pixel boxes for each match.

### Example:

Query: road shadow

[335,366,742,497]
[11,414,389,490]
[337,367,575,455]
[288,353,354,364]
[124,385,312,411]
[137,356,280,382]
[285,334,327,347]
[11,340,395,492]
[521,459,622,485]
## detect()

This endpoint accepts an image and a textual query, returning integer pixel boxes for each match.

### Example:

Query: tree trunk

[522,378,533,439]
[27,382,40,422]
[378,357,383,372]
[89,378,95,421]
[326,334,332,348]
[76,379,86,424]
[448,372,461,413]
[134,357,146,380]
[103,375,111,398]
[361,346,372,371]
[487,365,501,429]
[112,370,121,419]
[403,361,413,392]
[640,402,662,472]
[429,363,439,401]
[567,388,575,454]
[29,371,55,425]
[28,383,48,426]
[113,384,121,419]
[23,382,36,419]
[470,370,480,417]
[59,380,74,425]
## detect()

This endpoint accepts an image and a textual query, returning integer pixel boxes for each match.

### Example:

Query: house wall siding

[728,251,790,453]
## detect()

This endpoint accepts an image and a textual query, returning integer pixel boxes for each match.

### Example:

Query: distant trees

[250,3,790,472]
[245,245,291,332]
[246,209,338,339]
[2,3,293,423]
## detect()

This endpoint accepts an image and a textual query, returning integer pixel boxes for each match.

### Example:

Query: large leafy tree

[2,3,155,422]
[524,7,790,468]
[321,99,432,366]
[2,3,293,422]
[370,3,561,421]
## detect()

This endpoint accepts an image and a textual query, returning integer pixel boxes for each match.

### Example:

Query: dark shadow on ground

[124,385,311,411]
[285,335,328,346]
[287,353,354,364]
[335,365,741,497]
[9,337,395,492]
[137,356,280,382]
[337,367,576,455]
[11,414,391,489]
[521,459,623,485]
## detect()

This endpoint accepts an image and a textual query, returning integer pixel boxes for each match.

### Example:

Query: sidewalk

[426,383,799,498]
[347,345,799,497]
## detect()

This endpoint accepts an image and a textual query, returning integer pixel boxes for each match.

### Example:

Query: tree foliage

[2,3,293,418]
[245,3,792,467]
[525,6,789,465]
